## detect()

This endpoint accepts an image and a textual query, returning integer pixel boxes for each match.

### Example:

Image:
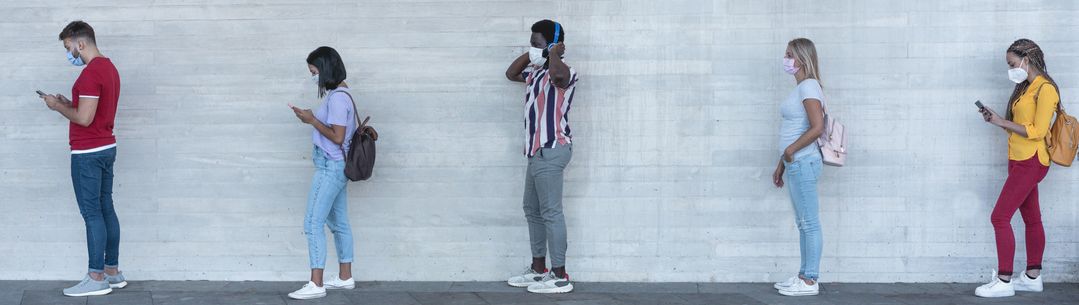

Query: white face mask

[1008,59,1028,84]
[528,47,547,67]
[311,73,320,84]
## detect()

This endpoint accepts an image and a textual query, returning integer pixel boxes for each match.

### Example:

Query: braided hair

[1006,39,1059,120]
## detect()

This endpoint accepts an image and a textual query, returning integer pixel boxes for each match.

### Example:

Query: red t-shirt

[70,57,120,151]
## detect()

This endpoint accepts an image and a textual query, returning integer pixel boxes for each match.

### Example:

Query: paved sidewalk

[2,281,1077,305]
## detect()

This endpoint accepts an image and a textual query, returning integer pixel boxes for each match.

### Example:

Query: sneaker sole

[508,281,538,288]
[975,291,1015,298]
[288,293,327,300]
[110,281,128,289]
[1014,283,1043,292]
[326,284,355,290]
[773,283,792,290]
[527,285,573,294]
[64,287,113,297]
[778,289,819,296]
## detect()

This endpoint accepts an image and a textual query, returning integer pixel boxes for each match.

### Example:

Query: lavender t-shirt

[313,88,356,161]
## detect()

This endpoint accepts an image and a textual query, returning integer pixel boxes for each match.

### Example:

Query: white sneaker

[777,278,819,296]
[507,266,547,288]
[325,276,355,290]
[974,270,1015,298]
[526,272,573,294]
[287,281,326,300]
[1014,271,1043,292]
[773,276,798,290]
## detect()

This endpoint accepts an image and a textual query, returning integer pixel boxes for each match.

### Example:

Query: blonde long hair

[788,38,822,88]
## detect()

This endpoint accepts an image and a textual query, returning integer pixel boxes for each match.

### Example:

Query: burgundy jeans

[990,155,1048,276]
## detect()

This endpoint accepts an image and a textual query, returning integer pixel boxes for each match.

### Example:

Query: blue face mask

[66,49,85,66]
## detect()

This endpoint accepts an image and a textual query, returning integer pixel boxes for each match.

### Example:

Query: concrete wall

[1,0,1077,282]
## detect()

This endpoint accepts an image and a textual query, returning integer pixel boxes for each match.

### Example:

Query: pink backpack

[817,102,846,167]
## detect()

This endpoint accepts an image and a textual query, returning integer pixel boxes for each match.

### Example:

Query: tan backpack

[1038,83,1079,166]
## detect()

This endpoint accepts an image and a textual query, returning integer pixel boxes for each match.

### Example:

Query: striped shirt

[522,64,579,157]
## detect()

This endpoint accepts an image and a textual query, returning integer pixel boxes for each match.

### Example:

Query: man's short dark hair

[59,20,96,44]
[531,20,564,45]
[306,46,347,96]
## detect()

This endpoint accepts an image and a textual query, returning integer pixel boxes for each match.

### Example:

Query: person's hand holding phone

[290,103,316,125]
[39,92,69,111]
[976,100,1005,127]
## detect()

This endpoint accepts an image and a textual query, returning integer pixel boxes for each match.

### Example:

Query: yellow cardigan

[1008,76,1059,166]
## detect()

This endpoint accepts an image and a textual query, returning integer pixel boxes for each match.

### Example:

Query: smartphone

[975,100,985,110]
[35,90,46,97]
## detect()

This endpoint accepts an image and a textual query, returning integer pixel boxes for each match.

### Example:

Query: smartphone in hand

[35,90,47,97]
[975,100,985,110]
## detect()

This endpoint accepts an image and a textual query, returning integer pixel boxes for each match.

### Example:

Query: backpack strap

[327,89,364,156]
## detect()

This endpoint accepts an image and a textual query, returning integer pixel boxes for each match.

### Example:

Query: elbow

[76,117,94,127]
[551,76,569,88]
[505,71,517,81]
[809,126,825,139]
[1024,125,1047,140]
[1027,130,1047,140]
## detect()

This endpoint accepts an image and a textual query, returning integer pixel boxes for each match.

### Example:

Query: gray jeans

[523,144,572,268]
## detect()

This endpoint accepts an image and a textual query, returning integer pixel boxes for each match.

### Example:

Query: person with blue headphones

[504,19,579,294]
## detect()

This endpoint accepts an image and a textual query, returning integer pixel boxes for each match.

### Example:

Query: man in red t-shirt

[39,21,126,297]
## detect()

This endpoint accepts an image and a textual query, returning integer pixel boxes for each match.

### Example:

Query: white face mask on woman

[1008,58,1028,84]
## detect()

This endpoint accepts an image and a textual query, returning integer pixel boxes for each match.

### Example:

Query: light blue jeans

[784,153,823,281]
[304,146,354,269]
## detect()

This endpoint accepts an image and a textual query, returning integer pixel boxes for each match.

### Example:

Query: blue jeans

[784,153,823,281]
[71,147,120,273]
[304,146,354,269]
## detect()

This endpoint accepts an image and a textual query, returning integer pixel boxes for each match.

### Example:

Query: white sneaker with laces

[287,281,327,300]
[974,270,1015,298]
[527,272,573,294]
[773,276,798,290]
[777,278,819,296]
[507,267,547,288]
[325,276,355,290]
[1013,271,1043,292]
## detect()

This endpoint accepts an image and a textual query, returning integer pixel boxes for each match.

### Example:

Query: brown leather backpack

[333,91,378,181]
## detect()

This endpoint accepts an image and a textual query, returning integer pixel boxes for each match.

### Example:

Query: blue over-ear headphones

[547,22,561,50]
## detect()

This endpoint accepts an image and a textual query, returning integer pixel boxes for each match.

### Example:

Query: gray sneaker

[105,272,128,289]
[62,275,113,297]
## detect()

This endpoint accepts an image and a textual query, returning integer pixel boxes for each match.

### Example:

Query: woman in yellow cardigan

[975,39,1060,298]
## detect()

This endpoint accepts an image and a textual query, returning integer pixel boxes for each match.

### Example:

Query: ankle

[88,272,105,281]
[552,266,567,279]
[531,257,546,273]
